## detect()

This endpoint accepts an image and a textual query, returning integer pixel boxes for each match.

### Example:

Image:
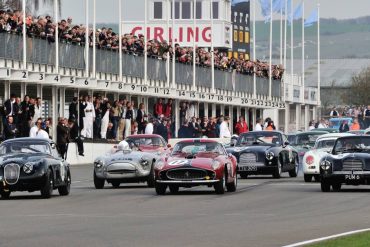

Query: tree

[342,67,370,105]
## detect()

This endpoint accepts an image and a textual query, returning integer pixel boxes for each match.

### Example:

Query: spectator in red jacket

[154,98,163,118]
[235,116,249,135]
[164,99,172,118]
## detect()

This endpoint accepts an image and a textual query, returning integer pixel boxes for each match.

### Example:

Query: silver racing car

[93,139,162,189]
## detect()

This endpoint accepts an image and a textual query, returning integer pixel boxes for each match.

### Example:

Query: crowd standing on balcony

[0,9,284,80]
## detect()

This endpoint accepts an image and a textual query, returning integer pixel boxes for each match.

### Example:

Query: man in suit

[69,97,78,120]
[3,94,16,127]
[339,120,350,133]
[156,118,169,142]
[3,116,18,140]
[136,103,146,134]
[57,118,70,159]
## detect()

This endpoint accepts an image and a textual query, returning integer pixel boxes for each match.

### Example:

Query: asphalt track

[1,165,370,247]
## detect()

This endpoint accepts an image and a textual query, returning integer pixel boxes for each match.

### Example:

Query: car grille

[239,153,262,166]
[108,169,136,174]
[4,163,20,185]
[166,168,209,180]
[342,160,363,171]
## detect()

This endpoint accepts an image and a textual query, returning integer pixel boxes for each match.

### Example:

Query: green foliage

[307,231,370,247]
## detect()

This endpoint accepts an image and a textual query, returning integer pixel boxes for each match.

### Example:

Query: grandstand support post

[244,108,249,127]
[119,0,123,81]
[52,86,58,143]
[291,0,294,96]
[212,104,216,119]
[237,106,241,121]
[85,0,89,77]
[20,82,26,100]
[144,0,148,85]
[252,0,256,99]
[283,0,288,102]
[279,1,283,65]
[204,103,209,118]
[22,0,26,70]
[166,0,170,87]
[304,104,309,131]
[54,0,59,73]
[4,81,10,101]
[312,105,317,122]
[220,105,225,117]
[268,0,273,101]
[192,0,196,91]
[301,0,305,104]
[210,0,215,94]
[175,99,180,138]
[37,85,43,99]
[252,108,256,131]
[284,103,290,133]
[59,87,65,119]
[295,104,301,131]
[317,3,321,106]
[92,0,96,78]
[171,0,176,89]
[229,105,233,135]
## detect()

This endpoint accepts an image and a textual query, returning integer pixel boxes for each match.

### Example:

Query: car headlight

[320,160,332,171]
[212,161,221,170]
[23,162,35,174]
[154,160,165,170]
[141,159,150,169]
[266,151,275,160]
[95,160,105,168]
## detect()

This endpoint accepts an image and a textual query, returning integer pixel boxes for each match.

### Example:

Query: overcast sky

[59,0,370,24]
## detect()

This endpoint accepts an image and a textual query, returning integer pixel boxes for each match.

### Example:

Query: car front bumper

[156,179,220,186]
[0,171,47,192]
[95,162,150,180]
[238,165,277,175]
[322,171,370,184]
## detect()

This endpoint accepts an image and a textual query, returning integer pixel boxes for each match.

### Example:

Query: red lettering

[146,27,151,40]
[131,26,142,36]
[187,27,199,42]
[179,27,183,42]
[169,27,173,42]
[153,27,164,42]
[202,27,211,43]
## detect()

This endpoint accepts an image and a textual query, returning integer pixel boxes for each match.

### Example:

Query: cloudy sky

[58,0,370,24]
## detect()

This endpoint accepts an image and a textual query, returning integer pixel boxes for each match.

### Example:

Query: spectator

[68,118,84,156]
[265,120,275,131]
[154,98,163,118]
[33,97,42,126]
[179,102,187,125]
[206,117,217,138]
[3,93,16,120]
[329,107,339,117]
[255,118,263,131]
[69,97,78,120]
[156,118,168,142]
[235,116,249,135]
[124,101,133,138]
[219,117,231,138]
[100,100,111,139]
[81,95,95,138]
[36,122,49,139]
[29,118,42,137]
[339,120,349,133]
[79,95,86,131]
[145,118,154,134]
[111,100,122,140]
[318,119,327,128]
[93,97,102,139]
[189,117,200,138]
[136,103,146,134]
[56,118,69,159]
[351,118,361,131]
[3,116,18,140]
[308,121,315,130]
[364,105,370,128]
[164,99,173,118]
[178,121,193,138]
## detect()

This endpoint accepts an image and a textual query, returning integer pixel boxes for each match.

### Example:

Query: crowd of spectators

[0,9,284,80]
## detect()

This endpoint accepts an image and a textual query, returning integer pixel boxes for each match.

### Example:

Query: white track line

[282,228,370,247]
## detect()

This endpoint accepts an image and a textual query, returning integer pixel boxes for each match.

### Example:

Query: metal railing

[0,32,281,97]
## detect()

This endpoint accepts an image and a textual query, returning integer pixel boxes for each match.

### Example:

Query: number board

[9,70,28,80]
[27,72,45,82]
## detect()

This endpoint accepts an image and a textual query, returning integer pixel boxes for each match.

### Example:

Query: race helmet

[117,140,130,151]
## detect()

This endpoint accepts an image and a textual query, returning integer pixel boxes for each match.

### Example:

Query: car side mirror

[284,141,290,146]
[50,143,56,149]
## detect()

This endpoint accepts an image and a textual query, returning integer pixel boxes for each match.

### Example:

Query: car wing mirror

[284,141,289,146]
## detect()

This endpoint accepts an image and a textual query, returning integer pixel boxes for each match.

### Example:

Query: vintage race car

[93,134,169,189]
[302,133,353,182]
[154,139,237,195]
[320,135,370,192]
[227,131,298,179]
[290,131,329,165]
[0,138,71,199]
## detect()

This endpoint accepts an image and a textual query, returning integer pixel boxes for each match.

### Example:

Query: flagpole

[283,0,288,101]
[119,0,122,81]
[85,0,89,76]
[301,0,305,104]
[269,0,273,100]
[192,0,196,91]
[317,2,320,106]
[211,0,215,94]
[172,0,176,88]
[280,1,283,65]
[253,0,256,99]
[144,0,148,85]
[290,0,294,91]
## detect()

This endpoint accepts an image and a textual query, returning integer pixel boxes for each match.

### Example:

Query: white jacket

[219,121,231,138]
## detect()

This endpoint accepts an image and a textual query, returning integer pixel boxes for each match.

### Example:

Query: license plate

[239,166,257,171]
[345,174,360,180]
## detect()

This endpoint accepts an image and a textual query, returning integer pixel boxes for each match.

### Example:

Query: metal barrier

[0,32,280,97]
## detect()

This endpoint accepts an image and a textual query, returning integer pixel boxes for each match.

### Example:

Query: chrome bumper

[156,180,220,184]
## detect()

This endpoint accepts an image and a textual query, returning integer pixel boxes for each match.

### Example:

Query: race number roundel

[168,160,189,166]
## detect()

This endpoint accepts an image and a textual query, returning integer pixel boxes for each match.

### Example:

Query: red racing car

[154,139,237,195]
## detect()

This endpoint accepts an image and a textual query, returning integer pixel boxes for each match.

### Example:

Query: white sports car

[302,133,353,182]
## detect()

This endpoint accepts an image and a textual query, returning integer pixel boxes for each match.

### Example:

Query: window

[154,2,163,19]
[212,1,219,19]
[182,1,191,19]
[196,1,202,19]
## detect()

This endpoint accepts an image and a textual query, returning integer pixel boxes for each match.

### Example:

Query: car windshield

[126,137,165,147]
[333,137,370,154]
[172,142,225,156]
[293,134,322,147]
[315,139,336,149]
[0,141,51,155]
[237,132,282,146]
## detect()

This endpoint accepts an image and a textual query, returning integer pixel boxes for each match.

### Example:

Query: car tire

[240,173,248,179]
[111,181,120,188]
[332,183,342,192]
[94,171,105,189]
[0,190,11,199]
[226,172,237,192]
[40,169,54,199]
[147,164,155,188]
[58,171,71,196]
[321,179,331,192]
[304,174,313,182]
[169,185,179,194]
[289,161,298,178]
[155,183,167,195]
[214,173,226,194]
[273,163,282,179]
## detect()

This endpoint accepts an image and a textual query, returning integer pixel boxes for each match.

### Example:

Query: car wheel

[304,174,313,182]
[94,171,105,189]
[214,172,226,194]
[273,163,282,179]
[155,183,167,195]
[111,181,120,188]
[169,185,179,194]
[226,172,237,192]
[147,164,155,188]
[0,190,11,199]
[321,179,331,192]
[332,183,342,192]
[240,173,248,179]
[289,160,298,178]
[40,169,54,199]
[58,171,71,196]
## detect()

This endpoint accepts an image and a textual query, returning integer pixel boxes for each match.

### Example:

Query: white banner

[122,21,232,48]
